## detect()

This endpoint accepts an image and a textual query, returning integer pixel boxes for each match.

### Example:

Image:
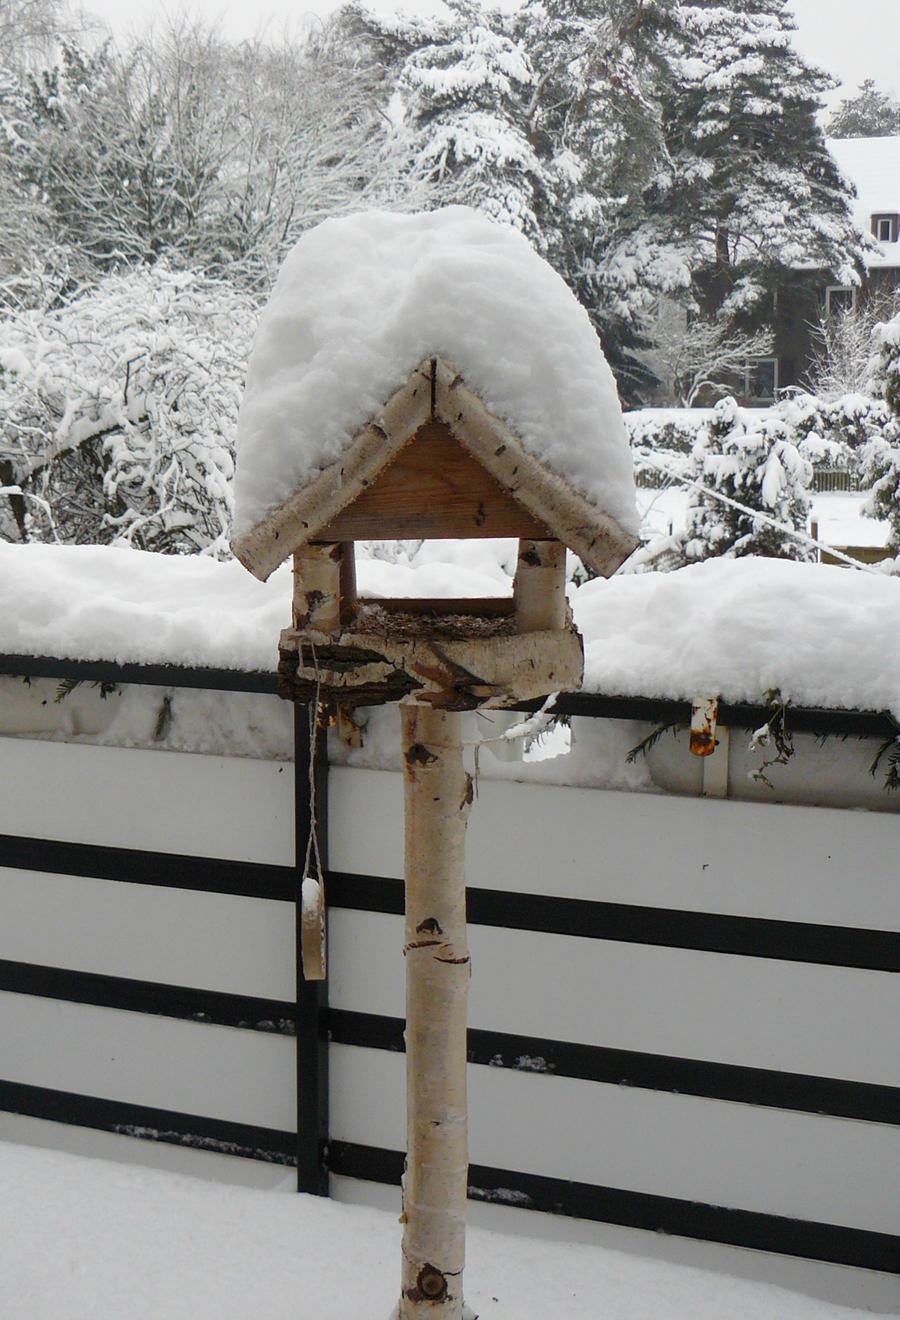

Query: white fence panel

[0,868,294,1000]
[329,768,900,932]
[0,738,294,865]
[328,1046,900,1235]
[0,992,295,1130]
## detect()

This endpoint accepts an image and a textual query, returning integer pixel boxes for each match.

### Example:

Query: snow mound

[232,207,638,542]
[0,542,290,673]
[1,544,898,721]
[577,557,900,715]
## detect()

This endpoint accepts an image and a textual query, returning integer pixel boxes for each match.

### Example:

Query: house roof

[827,135,900,269]
[230,207,639,574]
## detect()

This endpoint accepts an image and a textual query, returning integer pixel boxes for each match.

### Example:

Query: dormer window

[872,213,899,243]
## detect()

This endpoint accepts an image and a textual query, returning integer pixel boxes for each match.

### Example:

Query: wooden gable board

[316,419,552,541]
[232,357,639,582]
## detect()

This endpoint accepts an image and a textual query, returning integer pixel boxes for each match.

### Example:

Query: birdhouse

[233,354,638,709]
[230,207,640,711]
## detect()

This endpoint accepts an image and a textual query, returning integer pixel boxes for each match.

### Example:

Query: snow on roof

[827,135,900,269]
[1,542,899,720]
[232,207,639,546]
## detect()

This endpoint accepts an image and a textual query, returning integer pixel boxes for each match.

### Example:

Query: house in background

[767,135,900,398]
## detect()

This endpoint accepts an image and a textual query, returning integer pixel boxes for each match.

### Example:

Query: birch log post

[292,543,343,634]
[514,538,567,632]
[399,700,472,1320]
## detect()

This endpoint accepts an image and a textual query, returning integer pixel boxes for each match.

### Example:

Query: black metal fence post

[294,702,330,1196]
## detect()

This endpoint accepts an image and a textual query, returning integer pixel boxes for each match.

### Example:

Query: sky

[78,0,898,107]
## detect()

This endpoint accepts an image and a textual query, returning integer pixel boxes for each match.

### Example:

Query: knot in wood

[405,742,438,767]
[416,1265,448,1301]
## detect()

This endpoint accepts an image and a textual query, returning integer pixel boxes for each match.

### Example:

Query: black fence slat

[328,1140,900,1277]
[0,1078,295,1165]
[0,959,296,1035]
[0,650,894,740]
[294,703,330,1198]
[0,834,294,902]
[326,1009,900,1128]
[326,871,900,973]
[0,654,278,694]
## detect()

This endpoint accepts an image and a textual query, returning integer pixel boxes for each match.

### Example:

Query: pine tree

[652,0,867,324]
[384,0,546,239]
[861,312,900,553]
[683,397,814,561]
[826,80,900,140]
[343,0,681,403]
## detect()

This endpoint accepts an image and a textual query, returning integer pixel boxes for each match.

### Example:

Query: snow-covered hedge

[626,392,892,480]
[0,265,257,557]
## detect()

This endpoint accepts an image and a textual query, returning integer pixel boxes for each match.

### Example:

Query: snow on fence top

[1,542,899,721]
[231,206,639,546]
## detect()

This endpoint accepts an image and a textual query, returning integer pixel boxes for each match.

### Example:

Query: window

[744,357,778,402]
[825,285,857,317]
[872,213,899,243]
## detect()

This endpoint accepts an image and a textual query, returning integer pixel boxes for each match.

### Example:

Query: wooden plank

[433,359,640,577]
[317,421,552,541]
[358,597,515,619]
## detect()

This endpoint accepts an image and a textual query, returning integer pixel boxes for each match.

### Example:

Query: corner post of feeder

[399,699,472,1320]
[514,538,567,632]
[292,542,345,635]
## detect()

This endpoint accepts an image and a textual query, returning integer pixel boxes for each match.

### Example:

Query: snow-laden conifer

[682,398,814,562]
[652,0,867,322]
[861,312,900,555]
[826,80,900,139]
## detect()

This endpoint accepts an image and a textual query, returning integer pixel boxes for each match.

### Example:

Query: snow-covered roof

[827,135,900,269]
[231,207,639,568]
[2,543,899,720]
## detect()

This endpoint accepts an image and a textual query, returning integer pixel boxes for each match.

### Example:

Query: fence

[0,656,898,1304]
[634,466,863,493]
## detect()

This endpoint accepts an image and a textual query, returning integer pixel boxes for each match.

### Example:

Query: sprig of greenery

[626,718,685,765]
[54,677,119,703]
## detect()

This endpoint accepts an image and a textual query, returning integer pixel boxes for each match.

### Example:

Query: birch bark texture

[400,701,472,1320]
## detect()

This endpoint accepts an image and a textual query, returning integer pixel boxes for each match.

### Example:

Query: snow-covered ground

[0,1139,893,1320]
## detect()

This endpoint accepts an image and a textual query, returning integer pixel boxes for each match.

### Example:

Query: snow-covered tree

[861,312,900,552]
[826,80,900,140]
[651,0,867,325]
[682,397,814,561]
[343,0,684,402]
[0,264,256,554]
[2,17,396,292]
[804,293,900,400]
[380,2,545,238]
[639,306,774,405]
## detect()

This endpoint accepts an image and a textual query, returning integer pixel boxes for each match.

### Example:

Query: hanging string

[302,641,324,883]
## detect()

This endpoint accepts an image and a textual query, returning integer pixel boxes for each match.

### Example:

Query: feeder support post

[292,543,344,635]
[399,700,472,1320]
[514,538,567,632]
